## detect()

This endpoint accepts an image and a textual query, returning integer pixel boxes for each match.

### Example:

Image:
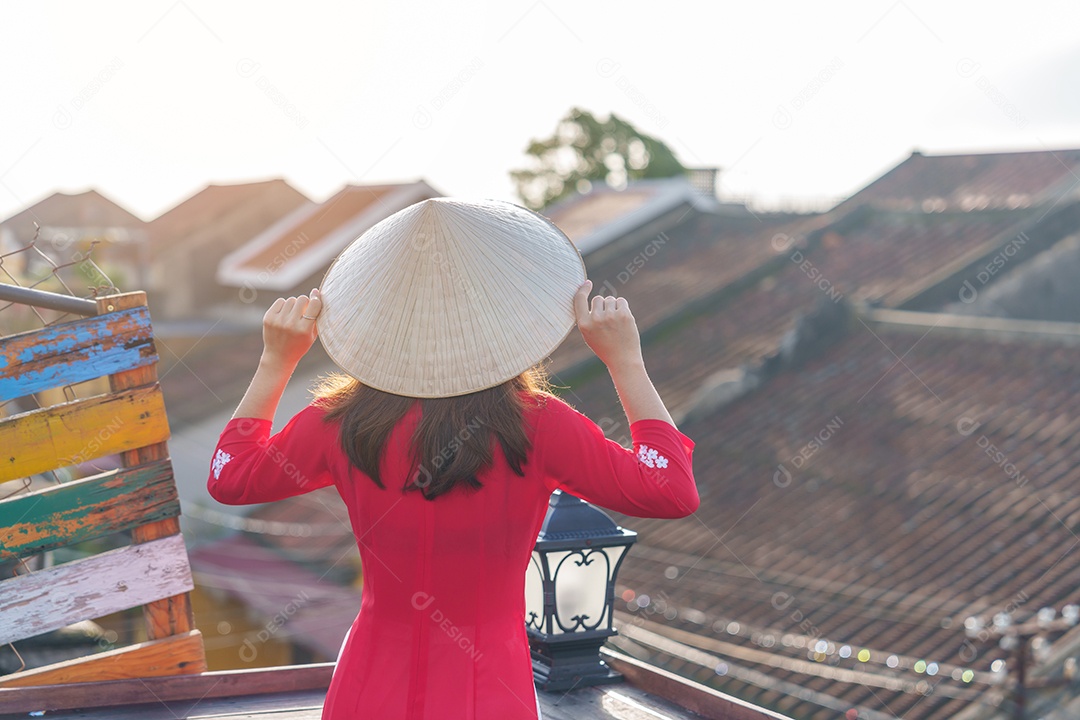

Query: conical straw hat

[316,198,587,398]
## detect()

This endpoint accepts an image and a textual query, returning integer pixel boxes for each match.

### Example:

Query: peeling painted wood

[0,292,201,678]
[0,533,193,646]
[0,459,179,558]
[96,292,196,640]
[0,630,206,688]
[0,307,157,403]
[0,384,170,484]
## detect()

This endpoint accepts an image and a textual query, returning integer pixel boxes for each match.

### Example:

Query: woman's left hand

[261,288,322,370]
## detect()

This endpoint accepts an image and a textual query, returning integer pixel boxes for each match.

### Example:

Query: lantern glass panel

[606,543,629,579]
[524,551,545,631]
[550,548,611,632]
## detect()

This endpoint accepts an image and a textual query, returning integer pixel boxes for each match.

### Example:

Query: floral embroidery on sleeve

[636,444,668,469]
[212,449,233,479]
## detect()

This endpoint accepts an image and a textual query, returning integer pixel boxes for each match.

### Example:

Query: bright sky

[2,1,1079,222]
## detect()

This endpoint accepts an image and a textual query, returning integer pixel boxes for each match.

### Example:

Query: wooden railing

[0,290,205,687]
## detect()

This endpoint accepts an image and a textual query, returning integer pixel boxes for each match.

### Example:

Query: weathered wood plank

[0,384,170,484]
[0,533,193,645]
[0,306,156,403]
[96,292,194,640]
[0,663,335,713]
[0,630,206,688]
[0,459,178,558]
[601,648,793,720]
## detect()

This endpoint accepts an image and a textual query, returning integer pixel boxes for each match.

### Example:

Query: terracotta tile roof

[604,318,1080,718]
[547,209,816,373]
[143,179,312,318]
[843,148,1080,213]
[589,211,811,327]
[545,186,663,248]
[543,178,721,255]
[146,179,308,259]
[560,209,1031,424]
[232,185,388,272]
[217,180,440,291]
[0,189,144,242]
[550,151,1080,392]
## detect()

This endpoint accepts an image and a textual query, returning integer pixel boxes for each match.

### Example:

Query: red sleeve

[534,395,699,519]
[207,404,335,505]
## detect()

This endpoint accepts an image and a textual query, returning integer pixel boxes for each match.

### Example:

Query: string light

[620,585,1079,686]
[622,594,976,681]
[614,618,988,708]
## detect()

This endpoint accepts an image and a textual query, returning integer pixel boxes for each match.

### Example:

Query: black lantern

[525,490,637,691]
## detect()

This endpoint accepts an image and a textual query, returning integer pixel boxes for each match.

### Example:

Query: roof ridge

[912,146,1080,159]
[203,177,292,189]
[860,306,1080,346]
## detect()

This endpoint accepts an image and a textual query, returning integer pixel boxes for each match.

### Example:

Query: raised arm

[536,396,698,518]
[573,281,675,428]
[534,282,698,519]
[207,289,333,505]
[233,289,323,421]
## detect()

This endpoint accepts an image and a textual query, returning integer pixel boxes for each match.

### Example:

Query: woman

[207,198,699,719]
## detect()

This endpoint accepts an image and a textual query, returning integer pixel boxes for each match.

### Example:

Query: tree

[511,108,686,211]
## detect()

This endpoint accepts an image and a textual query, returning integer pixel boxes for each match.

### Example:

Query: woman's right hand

[261,289,322,370]
[573,281,674,426]
[574,281,644,371]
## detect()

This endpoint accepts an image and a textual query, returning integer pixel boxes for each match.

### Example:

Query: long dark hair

[314,368,551,500]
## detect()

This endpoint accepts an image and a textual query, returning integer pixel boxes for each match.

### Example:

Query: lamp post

[526,490,637,691]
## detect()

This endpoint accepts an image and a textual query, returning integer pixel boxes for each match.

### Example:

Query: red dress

[207,392,698,719]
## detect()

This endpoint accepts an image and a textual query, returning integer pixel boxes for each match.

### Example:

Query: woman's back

[209,391,697,719]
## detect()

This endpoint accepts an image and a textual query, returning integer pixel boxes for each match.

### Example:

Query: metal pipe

[0,282,98,316]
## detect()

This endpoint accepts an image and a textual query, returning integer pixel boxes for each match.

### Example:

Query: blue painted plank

[0,307,157,402]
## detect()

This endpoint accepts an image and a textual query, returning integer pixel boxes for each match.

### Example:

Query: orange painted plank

[0,630,206,688]
[0,385,170,484]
